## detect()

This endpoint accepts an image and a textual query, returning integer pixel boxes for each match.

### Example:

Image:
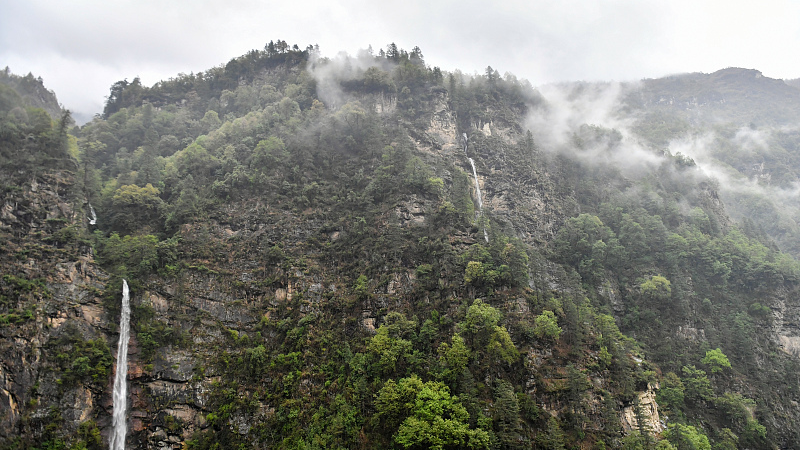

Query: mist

[525,80,664,175]
[308,49,398,110]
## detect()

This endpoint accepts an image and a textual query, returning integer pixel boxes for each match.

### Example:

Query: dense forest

[3,41,800,450]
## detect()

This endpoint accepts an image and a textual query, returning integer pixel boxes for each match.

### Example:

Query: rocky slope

[3,48,800,449]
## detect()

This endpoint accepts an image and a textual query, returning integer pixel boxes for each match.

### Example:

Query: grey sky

[2,0,799,121]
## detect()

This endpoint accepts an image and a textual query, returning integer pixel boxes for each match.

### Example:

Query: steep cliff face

[5,51,800,449]
[0,170,111,445]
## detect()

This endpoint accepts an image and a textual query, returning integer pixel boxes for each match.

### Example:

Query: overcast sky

[2,0,799,122]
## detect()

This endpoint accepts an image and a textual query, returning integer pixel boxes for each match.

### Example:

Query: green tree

[640,275,672,304]
[366,312,417,375]
[438,334,471,386]
[681,365,713,404]
[375,375,490,450]
[464,261,487,286]
[656,372,685,415]
[492,380,523,449]
[552,214,621,283]
[251,136,288,171]
[533,310,562,341]
[537,417,565,450]
[109,183,165,233]
[462,299,518,364]
[700,348,731,374]
[664,423,711,450]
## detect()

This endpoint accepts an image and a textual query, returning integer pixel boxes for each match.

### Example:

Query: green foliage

[353,274,370,300]
[48,325,112,388]
[680,365,713,403]
[700,348,731,374]
[492,380,523,449]
[97,233,159,279]
[133,304,189,362]
[461,299,519,365]
[9,43,800,449]
[75,420,103,450]
[640,275,671,302]
[438,334,470,379]
[533,310,562,341]
[656,372,685,414]
[2,274,50,301]
[375,375,490,450]
[368,314,416,376]
[463,299,501,345]
[552,214,621,284]
[664,423,711,450]
[537,417,566,450]
[107,182,165,233]
[461,239,529,289]
[464,261,487,285]
[251,136,288,171]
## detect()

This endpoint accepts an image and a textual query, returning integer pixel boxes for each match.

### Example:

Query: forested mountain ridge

[0,68,65,121]
[2,42,800,450]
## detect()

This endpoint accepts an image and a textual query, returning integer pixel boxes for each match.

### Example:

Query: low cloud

[525,81,663,173]
[308,50,395,110]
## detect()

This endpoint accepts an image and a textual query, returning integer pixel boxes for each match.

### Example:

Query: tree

[251,136,288,170]
[464,261,486,285]
[552,214,621,283]
[640,275,671,304]
[175,142,220,180]
[367,313,417,376]
[700,348,731,374]
[385,43,400,61]
[462,299,519,365]
[656,372,685,414]
[353,274,370,300]
[438,334,470,386]
[664,423,710,450]
[681,365,713,403]
[109,183,165,233]
[463,299,501,348]
[533,310,562,341]
[492,380,523,449]
[375,375,490,450]
[537,417,565,450]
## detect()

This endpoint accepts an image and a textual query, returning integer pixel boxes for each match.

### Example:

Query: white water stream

[110,280,130,450]
[463,134,489,242]
[88,204,97,226]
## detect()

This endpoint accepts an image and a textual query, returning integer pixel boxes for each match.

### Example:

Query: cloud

[525,81,663,173]
[667,128,800,211]
[2,0,799,120]
[307,50,396,110]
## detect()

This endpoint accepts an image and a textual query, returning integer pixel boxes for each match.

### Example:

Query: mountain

[631,67,800,126]
[0,67,65,121]
[2,44,800,450]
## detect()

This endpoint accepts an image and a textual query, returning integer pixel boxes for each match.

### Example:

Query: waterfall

[463,134,489,242]
[88,204,97,226]
[110,280,130,450]
[467,157,484,210]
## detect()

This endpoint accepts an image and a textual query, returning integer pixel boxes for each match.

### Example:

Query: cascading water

[88,204,97,226]
[467,157,484,210]
[110,280,130,450]
[463,134,489,242]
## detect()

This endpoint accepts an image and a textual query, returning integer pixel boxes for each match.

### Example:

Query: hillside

[2,43,800,450]
[0,68,64,121]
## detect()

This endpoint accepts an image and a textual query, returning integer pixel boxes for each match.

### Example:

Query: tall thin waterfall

[110,280,130,450]
[463,134,489,242]
[88,204,97,226]
[467,157,484,210]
